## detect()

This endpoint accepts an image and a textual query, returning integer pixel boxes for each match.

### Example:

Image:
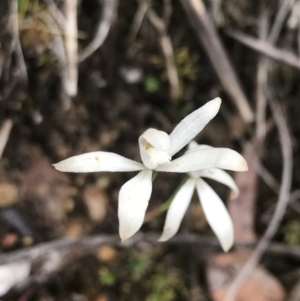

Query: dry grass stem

[256,13,269,141]
[127,1,150,56]
[12,0,27,82]
[226,29,300,69]
[63,0,78,97]
[180,0,254,123]
[42,11,71,109]
[147,8,181,101]
[43,0,66,30]
[79,0,118,62]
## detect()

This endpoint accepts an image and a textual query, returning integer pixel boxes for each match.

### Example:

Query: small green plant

[284,220,300,245]
[98,267,116,287]
[146,270,186,301]
[150,46,198,84]
[175,47,198,80]
[18,0,29,16]
[144,75,160,93]
[129,252,151,280]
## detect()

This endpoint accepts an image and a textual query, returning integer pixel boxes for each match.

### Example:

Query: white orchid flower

[53,97,248,242]
[159,141,241,252]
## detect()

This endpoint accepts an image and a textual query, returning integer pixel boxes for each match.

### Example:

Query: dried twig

[43,0,66,30]
[79,0,118,62]
[226,29,300,70]
[223,97,293,301]
[0,233,300,267]
[147,8,181,101]
[0,119,13,159]
[180,0,254,123]
[127,1,150,57]
[223,6,294,298]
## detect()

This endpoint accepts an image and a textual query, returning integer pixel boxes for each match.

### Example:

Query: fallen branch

[1,233,300,266]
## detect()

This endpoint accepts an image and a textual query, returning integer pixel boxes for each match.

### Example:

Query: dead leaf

[207,251,285,301]
[83,185,108,222]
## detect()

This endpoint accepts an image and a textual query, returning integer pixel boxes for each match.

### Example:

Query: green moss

[144,75,160,93]
[146,270,187,301]
[284,220,300,245]
[128,252,151,280]
[98,267,116,287]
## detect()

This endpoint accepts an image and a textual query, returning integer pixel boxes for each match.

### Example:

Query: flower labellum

[139,128,171,169]
[53,97,248,243]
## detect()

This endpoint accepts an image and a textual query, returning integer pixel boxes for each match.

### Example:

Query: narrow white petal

[159,178,196,242]
[187,141,212,151]
[196,179,234,252]
[139,128,171,169]
[197,169,239,199]
[118,170,152,241]
[0,261,31,296]
[157,148,248,173]
[53,152,145,173]
[168,98,221,156]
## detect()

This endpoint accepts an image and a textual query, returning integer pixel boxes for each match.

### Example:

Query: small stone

[0,183,18,207]
[22,236,34,246]
[94,295,109,301]
[1,233,18,248]
[97,246,118,262]
[65,219,84,238]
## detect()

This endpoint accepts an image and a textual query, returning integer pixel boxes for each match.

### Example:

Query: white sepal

[157,147,248,173]
[0,261,31,296]
[168,98,221,156]
[195,169,239,199]
[196,179,234,252]
[118,169,153,241]
[53,152,145,173]
[139,128,171,169]
[159,178,196,242]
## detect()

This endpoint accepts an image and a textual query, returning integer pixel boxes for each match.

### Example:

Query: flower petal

[0,261,31,296]
[197,169,239,199]
[168,98,221,156]
[159,178,196,242]
[53,152,145,173]
[118,169,152,241]
[157,147,248,173]
[196,179,234,252]
[187,141,212,151]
